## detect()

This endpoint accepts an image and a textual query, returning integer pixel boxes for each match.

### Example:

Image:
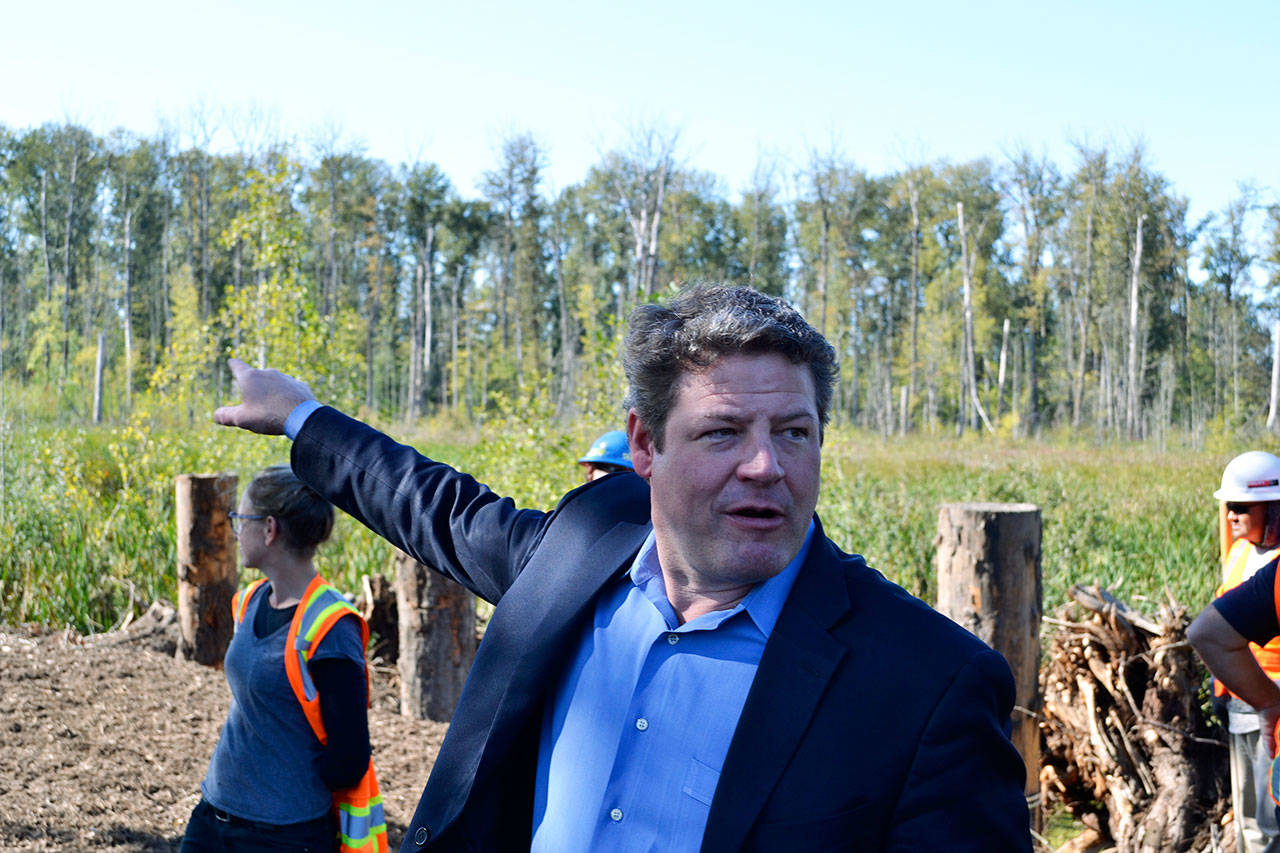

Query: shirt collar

[627,520,815,638]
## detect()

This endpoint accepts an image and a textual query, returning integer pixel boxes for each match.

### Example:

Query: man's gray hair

[623,283,838,450]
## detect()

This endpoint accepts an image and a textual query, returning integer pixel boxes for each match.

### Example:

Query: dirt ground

[0,609,450,851]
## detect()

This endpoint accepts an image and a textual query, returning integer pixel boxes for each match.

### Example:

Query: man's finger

[213,404,242,427]
[226,357,249,383]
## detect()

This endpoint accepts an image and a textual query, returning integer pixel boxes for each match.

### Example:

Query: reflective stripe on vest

[231,575,388,853]
[338,789,387,851]
[284,577,365,739]
[231,578,268,629]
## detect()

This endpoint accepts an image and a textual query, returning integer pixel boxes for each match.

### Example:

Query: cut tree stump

[935,501,1043,830]
[174,473,238,666]
[1039,584,1228,852]
[396,551,477,722]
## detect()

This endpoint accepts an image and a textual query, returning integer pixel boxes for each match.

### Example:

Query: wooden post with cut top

[396,550,477,721]
[935,501,1043,833]
[175,473,238,665]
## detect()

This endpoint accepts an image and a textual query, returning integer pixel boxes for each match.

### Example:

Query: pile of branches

[1040,584,1229,852]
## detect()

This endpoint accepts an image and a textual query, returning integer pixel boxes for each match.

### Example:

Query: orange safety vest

[232,575,389,853]
[1213,538,1280,697]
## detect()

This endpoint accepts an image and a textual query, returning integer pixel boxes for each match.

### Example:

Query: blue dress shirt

[531,523,813,852]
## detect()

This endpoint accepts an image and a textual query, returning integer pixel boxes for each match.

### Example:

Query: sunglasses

[1226,502,1258,515]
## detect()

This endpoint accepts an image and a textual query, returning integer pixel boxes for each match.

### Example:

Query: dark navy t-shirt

[1215,559,1280,645]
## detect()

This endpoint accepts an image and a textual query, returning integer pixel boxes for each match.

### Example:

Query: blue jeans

[180,798,337,852]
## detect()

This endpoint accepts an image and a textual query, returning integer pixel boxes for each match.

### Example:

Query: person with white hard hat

[1190,451,1280,852]
[577,430,633,483]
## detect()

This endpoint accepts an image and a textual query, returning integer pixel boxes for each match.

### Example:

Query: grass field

[0,408,1245,634]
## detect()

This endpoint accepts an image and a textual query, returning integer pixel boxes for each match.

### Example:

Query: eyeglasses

[228,511,267,535]
[1226,502,1258,515]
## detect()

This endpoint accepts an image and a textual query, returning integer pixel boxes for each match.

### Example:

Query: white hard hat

[1214,451,1280,502]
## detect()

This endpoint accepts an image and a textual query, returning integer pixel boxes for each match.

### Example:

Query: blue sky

[3,0,1277,228]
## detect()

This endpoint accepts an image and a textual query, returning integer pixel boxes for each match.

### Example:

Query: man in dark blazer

[216,284,1030,851]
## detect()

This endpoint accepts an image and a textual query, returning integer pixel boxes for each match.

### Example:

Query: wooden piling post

[175,473,238,665]
[934,501,1043,831]
[396,550,477,721]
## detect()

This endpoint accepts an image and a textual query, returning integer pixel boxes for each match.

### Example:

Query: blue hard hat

[578,430,633,470]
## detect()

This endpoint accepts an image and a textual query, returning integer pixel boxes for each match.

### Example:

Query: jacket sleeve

[291,406,553,604]
[885,647,1032,852]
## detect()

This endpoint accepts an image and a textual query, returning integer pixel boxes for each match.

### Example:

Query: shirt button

[415,826,430,845]
[635,717,649,731]
[610,808,624,822]
[667,633,679,645]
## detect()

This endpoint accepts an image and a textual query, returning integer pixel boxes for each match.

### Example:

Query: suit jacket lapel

[502,518,653,682]
[428,518,652,829]
[700,529,850,852]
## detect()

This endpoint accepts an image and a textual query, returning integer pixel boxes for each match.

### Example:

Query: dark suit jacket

[293,407,1031,852]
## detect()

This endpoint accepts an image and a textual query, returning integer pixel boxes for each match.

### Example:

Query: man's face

[629,353,821,596]
[1228,501,1269,546]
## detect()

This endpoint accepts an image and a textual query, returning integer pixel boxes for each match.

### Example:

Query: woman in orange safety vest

[179,465,386,853]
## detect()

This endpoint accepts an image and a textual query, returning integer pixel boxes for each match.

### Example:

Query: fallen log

[1040,584,1229,852]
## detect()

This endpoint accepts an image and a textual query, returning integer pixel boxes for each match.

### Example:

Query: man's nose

[738,438,784,482]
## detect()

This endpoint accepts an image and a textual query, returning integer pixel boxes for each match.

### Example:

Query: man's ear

[627,410,656,479]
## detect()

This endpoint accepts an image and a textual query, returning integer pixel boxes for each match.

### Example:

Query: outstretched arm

[213,357,316,435]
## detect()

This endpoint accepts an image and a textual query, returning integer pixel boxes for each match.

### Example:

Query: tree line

[1,120,1278,440]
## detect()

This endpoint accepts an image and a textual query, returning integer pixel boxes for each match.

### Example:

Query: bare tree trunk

[996,318,1009,424]
[644,167,667,298]
[92,331,105,424]
[39,171,52,301]
[906,173,921,433]
[200,154,212,324]
[1098,340,1111,437]
[408,266,421,419]
[451,268,462,414]
[815,165,832,337]
[629,205,647,307]
[1011,331,1022,438]
[366,250,385,412]
[325,169,338,319]
[1232,313,1240,424]
[1072,189,1095,429]
[552,211,576,419]
[1268,321,1280,431]
[957,203,994,433]
[420,226,435,415]
[60,148,80,382]
[122,207,133,412]
[1126,214,1145,438]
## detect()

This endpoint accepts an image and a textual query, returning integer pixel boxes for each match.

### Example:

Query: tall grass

[820,436,1223,613]
[0,407,1252,632]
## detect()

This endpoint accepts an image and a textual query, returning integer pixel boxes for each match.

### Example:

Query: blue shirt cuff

[283,400,322,440]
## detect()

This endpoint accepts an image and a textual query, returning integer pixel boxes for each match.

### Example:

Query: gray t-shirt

[201,583,365,823]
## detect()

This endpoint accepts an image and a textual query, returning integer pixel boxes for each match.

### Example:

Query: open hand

[213,358,316,435]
